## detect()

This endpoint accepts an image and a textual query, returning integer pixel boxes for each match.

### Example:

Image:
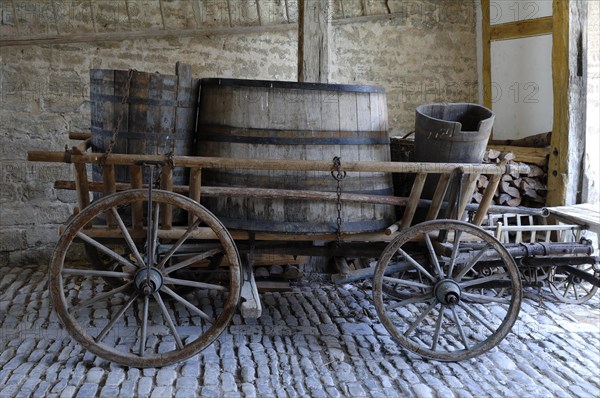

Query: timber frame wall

[481,0,587,206]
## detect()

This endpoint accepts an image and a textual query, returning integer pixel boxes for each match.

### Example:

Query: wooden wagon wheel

[373,220,522,361]
[548,263,599,304]
[49,189,241,367]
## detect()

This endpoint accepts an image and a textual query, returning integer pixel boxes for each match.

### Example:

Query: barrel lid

[200,78,385,93]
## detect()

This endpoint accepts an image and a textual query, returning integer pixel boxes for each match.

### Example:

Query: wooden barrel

[90,63,199,186]
[196,78,396,234]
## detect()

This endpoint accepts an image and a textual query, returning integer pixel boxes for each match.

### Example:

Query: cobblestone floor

[0,264,599,398]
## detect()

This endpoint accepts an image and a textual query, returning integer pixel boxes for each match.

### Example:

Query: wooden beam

[547,0,587,206]
[490,16,553,41]
[0,22,295,47]
[482,0,492,110]
[297,0,331,83]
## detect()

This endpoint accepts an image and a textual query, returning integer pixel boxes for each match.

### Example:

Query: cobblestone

[0,265,599,397]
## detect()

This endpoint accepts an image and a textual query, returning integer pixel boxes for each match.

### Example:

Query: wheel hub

[134,267,164,296]
[434,279,461,305]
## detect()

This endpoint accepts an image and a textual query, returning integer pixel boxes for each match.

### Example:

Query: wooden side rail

[27,151,530,176]
[30,149,531,234]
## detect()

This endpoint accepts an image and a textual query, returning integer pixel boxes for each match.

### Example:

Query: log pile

[473,132,550,207]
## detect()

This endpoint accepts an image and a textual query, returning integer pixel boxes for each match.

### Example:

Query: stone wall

[0,0,478,265]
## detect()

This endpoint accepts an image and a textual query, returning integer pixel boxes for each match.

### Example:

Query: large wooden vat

[196,78,396,234]
[90,64,199,185]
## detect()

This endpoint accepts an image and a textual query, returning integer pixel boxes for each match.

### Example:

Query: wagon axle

[434,279,461,305]
[134,268,163,296]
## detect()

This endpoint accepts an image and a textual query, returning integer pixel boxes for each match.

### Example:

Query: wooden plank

[130,165,143,229]
[490,16,553,41]
[548,203,600,232]
[297,0,330,83]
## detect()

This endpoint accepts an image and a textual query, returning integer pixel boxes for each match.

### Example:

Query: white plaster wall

[490,35,554,139]
[490,0,552,25]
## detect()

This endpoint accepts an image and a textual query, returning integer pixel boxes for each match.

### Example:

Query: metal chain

[331,156,347,247]
[101,69,135,165]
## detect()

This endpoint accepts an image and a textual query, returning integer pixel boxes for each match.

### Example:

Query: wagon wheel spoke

[72,282,133,312]
[461,291,511,304]
[397,248,436,283]
[447,229,463,278]
[111,207,145,267]
[386,293,433,311]
[157,218,203,269]
[382,276,431,290]
[161,285,215,323]
[403,300,438,337]
[458,272,511,288]
[163,248,223,275]
[423,233,444,278]
[450,306,470,350]
[163,276,227,291]
[457,301,496,333]
[431,305,445,351]
[455,243,491,281]
[139,295,149,356]
[76,232,137,271]
[571,283,579,299]
[95,293,139,343]
[153,292,184,350]
[63,268,132,279]
[150,202,160,258]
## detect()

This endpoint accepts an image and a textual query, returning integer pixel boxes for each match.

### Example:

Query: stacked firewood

[473,132,550,207]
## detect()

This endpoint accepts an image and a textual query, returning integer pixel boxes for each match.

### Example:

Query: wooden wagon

[28,134,599,368]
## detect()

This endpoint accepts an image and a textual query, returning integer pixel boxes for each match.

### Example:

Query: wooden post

[298,0,331,83]
[188,167,202,225]
[547,0,588,206]
[481,0,492,111]
[399,173,427,230]
[71,147,90,211]
[472,173,502,226]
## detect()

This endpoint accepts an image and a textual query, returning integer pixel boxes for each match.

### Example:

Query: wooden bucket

[414,103,494,164]
[414,103,495,206]
[196,78,396,234]
[90,63,199,187]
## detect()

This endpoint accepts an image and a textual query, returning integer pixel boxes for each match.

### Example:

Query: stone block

[0,228,26,251]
